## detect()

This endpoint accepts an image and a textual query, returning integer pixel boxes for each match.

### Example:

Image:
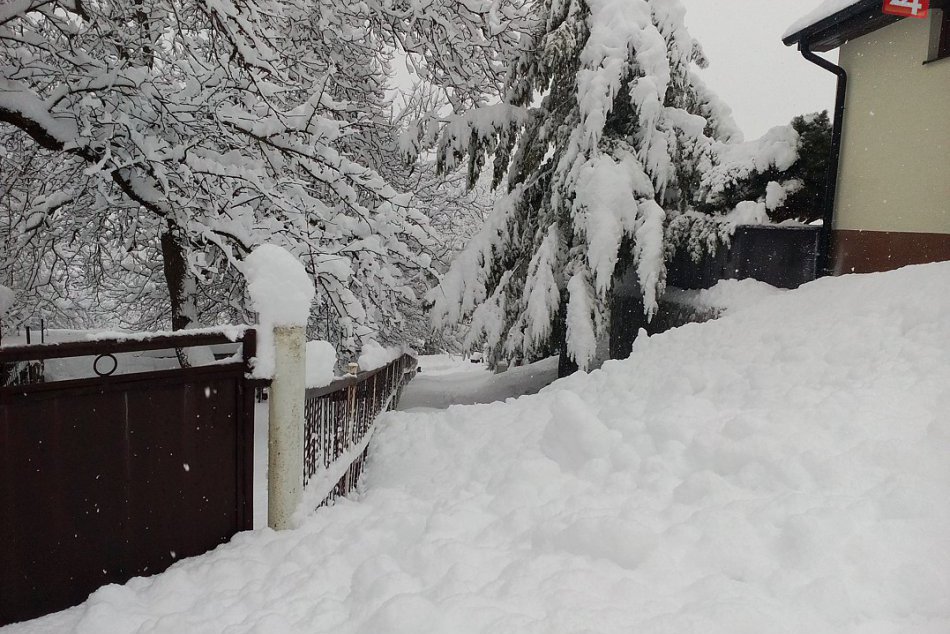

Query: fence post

[268,325,306,530]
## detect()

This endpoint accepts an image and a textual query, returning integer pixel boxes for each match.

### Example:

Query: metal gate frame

[0,329,261,626]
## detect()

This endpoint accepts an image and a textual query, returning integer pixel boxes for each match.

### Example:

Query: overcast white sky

[681,0,838,139]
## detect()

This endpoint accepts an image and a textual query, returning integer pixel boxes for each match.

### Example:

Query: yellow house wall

[836,15,950,234]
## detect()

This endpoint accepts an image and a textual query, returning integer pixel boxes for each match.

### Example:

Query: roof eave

[783,0,900,51]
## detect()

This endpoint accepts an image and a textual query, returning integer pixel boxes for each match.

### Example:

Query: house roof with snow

[783,0,945,51]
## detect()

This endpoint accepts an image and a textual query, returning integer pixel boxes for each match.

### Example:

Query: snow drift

[9,264,950,633]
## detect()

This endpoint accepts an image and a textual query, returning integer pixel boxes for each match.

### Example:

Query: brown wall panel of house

[834,229,950,274]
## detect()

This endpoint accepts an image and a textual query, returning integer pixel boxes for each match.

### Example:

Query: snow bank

[241,245,315,378]
[664,278,786,317]
[356,339,403,372]
[694,277,786,312]
[12,263,950,633]
[784,0,864,39]
[397,355,559,412]
[305,340,337,388]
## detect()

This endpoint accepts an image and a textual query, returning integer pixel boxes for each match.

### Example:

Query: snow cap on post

[243,245,315,328]
[243,245,313,530]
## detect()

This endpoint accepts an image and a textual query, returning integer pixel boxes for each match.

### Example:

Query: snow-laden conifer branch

[428,0,805,369]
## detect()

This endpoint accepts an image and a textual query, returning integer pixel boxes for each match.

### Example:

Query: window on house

[928,8,950,62]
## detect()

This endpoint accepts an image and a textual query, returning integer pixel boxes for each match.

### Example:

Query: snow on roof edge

[783,0,868,42]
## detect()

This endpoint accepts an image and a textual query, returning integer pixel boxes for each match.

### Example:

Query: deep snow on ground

[251,355,557,528]
[8,264,950,633]
[398,355,559,411]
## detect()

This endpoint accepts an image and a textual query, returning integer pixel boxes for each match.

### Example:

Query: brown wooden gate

[0,330,260,626]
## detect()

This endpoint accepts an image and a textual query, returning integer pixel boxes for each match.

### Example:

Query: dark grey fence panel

[667,224,821,291]
[0,331,259,626]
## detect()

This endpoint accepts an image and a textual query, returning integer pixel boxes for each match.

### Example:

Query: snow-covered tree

[0,0,529,355]
[697,111,832,225]
[382,82,498,352]
[0,127,257,336]
[428,0,761,369]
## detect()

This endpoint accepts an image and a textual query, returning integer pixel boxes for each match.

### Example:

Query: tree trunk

[160,224,197,331]
[160,224,200,367]
[556,296,578,378]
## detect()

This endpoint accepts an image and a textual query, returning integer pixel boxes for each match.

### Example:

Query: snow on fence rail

[298,354,417,514]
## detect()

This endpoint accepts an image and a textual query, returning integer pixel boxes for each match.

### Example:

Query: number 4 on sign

[883,0,930,18]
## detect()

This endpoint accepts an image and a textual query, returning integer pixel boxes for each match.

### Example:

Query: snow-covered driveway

[7,264,950,634]
[397,354,558,412]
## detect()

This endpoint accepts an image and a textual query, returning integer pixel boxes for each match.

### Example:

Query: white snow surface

[0,328,244,381]
[306,340,337,388]
[9,263,950,634]
[784,0,864,39]
[693,278,786,312]
[84,325,246,342]
[398,355,559,412]
[664,278,786,316]
[241,244,315,378]
[242,245,314,328]
[356,339,404,372]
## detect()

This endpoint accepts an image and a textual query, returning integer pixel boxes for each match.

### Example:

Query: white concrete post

[268,325,306,530]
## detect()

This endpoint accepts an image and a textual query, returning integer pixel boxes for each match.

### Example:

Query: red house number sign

[883,0,930,18]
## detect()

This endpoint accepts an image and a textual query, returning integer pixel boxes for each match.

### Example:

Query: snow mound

[306,340,337,388]
[695,277,786,313]
[540,392,621,472]
[12,263,950,633]
[357,339,403,372]
[242,245,314,328]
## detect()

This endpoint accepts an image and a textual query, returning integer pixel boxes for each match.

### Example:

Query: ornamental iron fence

[302,355,416,507]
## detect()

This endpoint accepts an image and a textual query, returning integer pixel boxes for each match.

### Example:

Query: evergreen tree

[428,0,759,369]
[698,111,832,224]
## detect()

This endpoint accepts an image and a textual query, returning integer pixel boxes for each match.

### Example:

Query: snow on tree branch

[2,0,510,353]
[427,0,807,370]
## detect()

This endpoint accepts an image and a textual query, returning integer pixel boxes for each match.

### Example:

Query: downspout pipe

[800,37,848,277]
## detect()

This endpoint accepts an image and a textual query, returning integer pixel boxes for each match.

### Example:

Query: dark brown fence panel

[0,331,258,627]
[303,354,416,507]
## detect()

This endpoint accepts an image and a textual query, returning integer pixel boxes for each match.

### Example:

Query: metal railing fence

[302,354,416,506]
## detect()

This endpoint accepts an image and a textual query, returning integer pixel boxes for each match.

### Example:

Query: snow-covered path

[397,355,558,411]
[6,264,950,634]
